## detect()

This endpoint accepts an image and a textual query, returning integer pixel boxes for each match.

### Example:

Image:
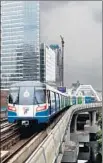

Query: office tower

[1,1,40,89]
[40,43,56,86]
[50,44,62,86]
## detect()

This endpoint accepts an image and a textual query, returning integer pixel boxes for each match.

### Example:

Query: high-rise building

[50,44,62,86]
[40,43,56,86]
[1,1,40,89]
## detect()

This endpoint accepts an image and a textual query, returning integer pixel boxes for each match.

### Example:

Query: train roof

[11,81,46,87]
[46,85,68,96]
[10,81,68,97]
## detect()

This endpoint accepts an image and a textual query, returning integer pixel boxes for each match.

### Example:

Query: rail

[1,122,12,129]
[1,110,66,163]
[1,132,41,163]
[1,124,20,150]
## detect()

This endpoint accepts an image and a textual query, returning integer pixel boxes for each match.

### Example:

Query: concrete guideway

[3,102,102,163]
[25,102,102,163]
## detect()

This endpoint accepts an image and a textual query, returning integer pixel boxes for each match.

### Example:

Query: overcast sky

[40,1,102,90]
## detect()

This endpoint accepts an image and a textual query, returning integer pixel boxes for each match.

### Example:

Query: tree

[97,112,102,129]
[96,111,102,152]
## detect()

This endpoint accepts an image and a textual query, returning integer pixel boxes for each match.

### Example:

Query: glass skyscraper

[1,1,40,89]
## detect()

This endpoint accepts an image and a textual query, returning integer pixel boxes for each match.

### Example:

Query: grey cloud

[87,1,102,23]
[40,1,102,23]
[40,1,69,12]
[92,10,102,23]
[40,1,102,90]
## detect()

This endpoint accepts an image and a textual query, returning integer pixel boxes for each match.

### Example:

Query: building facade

[1,1,40,89]
[40,43,56,86]
[50,44,62,86]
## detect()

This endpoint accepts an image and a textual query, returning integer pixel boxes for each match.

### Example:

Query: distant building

[1,1,40,89]
[70,80,81,95]
[71,80,80,89]
[40,43,56,86]
[50,44,62,86]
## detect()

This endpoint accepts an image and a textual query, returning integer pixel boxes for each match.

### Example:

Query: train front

[7,85,48,126]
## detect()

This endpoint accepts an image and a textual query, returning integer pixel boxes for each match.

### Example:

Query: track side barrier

[26,102,102,163]
[25,113,69,163]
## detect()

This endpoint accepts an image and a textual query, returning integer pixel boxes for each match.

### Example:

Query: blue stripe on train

[72,96,76,105]
[85,96,93,103]
[8,105,62,123]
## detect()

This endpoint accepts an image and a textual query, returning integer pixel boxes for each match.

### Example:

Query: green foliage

[96,153,102,163]
[96,111,102,152]
[97,112,102,129]
[97,130,102,139]
[97,137,102,151]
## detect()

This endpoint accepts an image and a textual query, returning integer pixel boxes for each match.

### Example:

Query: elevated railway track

[1,109,66,163]
[0,102,102,163]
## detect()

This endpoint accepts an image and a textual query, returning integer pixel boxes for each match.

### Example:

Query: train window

[58,94,60,108]
[63,96,65,106]
[9,94,13,104]
[47,90,50,104]
[61,96,64,107]
[66,97,68,106]
[50,92,54,102]
[59,95,62,108]
[9,87,19,104]
[19,87,34,105]
[56,93,60,109]
[34,88,46,104]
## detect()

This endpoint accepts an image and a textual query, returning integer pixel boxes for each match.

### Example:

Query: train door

[47,90,51,115]
[60,95,62,110]
[61,96,64,108]
[63,96,65,107]
[55,93,60,112]
[58,94,60,111]
[65,97,68,107]
[50,91,56,114]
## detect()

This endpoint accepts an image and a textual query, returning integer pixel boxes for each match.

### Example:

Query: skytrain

[7,81,96,126]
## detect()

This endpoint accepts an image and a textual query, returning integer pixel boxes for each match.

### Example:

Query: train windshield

[19,87,34,105]
[19,87,46,105]
[34,87,46,104]
[9,87,19,104]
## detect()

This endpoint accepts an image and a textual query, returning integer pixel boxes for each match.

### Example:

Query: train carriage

[7,81,96,126]
[8,81,68,126]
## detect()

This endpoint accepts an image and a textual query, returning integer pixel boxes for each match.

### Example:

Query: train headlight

[36,104,47,112]
[8,106,16,111]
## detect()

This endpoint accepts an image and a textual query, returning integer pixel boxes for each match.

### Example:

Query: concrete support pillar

[70,114,78,133]
[62,141,79,163]
[89,111,96,126]
[74,114,78,133]
[66,126,70,142]
[89,112,92,126]
[92,111,96,125]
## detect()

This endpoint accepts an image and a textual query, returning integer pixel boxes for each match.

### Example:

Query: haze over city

[40,1,102,90]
